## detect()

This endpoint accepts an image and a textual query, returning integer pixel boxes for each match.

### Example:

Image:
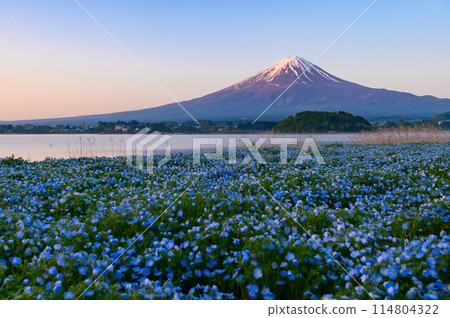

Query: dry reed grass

[65,136,127,158]
[352,125,450,145]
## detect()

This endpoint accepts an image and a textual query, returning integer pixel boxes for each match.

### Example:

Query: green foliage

[0,155,27,166]
[425,112,450,130]
[0,120,277,135]
[273,111,372,133]
[429,111,450,121]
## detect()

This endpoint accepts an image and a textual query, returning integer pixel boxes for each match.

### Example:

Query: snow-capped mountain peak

[235,56,341,88]
[12,54,450,124]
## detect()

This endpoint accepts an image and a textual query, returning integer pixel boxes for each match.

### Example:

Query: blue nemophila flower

[286,252,295,262]
[181,241,189,249]
[3,275,13,284]
[429,268,439,279]
[380,268,397,280]
[383,282,399,297]
[431,249,440,257]
[261,287,275,300]
[154,268,162,276]
[15,231,24,239]
[10,257,21,265]
[355,286,364,296]
[370,273,383,284]
[423,293,439,300]
[225,256,235,264]
[48,266,58,276]
[203,269,211,277]
[78,266,87,276]
[24,287,32,294]
[416,251,425,259]
[64,291,75,300]
[406,287,418,299]
[246,283,259,299]
[254,268,263,280]
[45,282,54,292]
[427,257,437,266]
[53,281,62,294]
[400,268,412,277]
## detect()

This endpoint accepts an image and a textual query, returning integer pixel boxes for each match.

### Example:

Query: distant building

[115,124,129,132]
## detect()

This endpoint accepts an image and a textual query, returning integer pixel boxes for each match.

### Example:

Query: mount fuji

[6,56,450,124]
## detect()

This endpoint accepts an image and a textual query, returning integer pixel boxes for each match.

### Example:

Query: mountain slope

[429,111,450,121]
[4,56,450,125]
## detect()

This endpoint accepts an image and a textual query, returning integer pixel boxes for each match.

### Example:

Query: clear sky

[1,0,449,121]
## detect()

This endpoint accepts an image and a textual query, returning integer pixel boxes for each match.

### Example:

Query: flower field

[0,142,449,300]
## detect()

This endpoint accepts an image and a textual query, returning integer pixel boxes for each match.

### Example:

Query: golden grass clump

[352,124,450,145]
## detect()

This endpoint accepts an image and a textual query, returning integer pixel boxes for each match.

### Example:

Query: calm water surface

[0,133,356,161]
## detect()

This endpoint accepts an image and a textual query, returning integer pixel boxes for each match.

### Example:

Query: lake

[0,133,358,161]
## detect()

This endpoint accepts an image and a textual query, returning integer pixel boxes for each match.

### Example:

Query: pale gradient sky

[1,0,449,121]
